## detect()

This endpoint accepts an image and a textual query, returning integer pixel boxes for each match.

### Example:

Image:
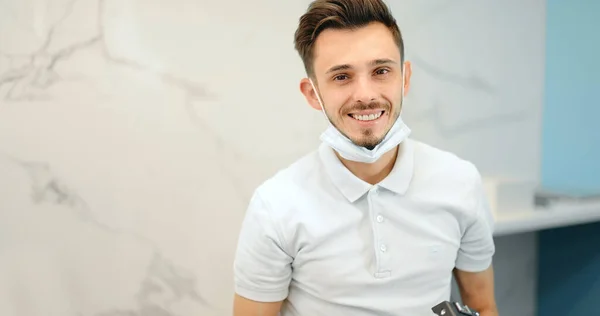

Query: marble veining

[0,0,99,101]
[2,154,208,315]
[410,55,496,94]
[96,253,207,316]
[0,0,252,201]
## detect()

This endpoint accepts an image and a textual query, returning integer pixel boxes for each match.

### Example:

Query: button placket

[368,186,391,278]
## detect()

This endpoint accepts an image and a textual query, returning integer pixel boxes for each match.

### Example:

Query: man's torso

[252,139,482,315]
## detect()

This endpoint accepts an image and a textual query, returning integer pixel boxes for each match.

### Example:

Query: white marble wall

[0,0,545,315]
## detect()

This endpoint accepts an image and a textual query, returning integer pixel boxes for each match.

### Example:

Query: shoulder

[411,139,481,186]
[251,148,324,218]
[256,149,321,197]
[244,149,326,252]
[409,139,484,220]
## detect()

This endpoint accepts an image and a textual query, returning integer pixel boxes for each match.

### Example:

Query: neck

[336,145,399,185]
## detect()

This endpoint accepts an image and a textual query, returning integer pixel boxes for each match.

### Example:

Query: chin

[351,136,384,150]
[340,124,388,148]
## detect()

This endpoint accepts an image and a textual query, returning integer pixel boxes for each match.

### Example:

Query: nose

[352,76,377,103]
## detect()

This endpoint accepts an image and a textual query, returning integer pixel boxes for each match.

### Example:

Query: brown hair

[294,0,404,78]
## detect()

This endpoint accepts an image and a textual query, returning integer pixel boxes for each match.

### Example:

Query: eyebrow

[325,58,397,74]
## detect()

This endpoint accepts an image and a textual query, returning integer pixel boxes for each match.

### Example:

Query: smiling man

[232,0,498,315]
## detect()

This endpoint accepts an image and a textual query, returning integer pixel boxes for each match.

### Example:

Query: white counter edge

[493,201,600,236]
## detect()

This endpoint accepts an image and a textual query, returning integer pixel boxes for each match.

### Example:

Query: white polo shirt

[234,138,495,316]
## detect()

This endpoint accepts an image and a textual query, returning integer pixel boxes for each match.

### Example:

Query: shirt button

[370,186,379,194]
[376,215,384,223]
[380,244,387,252]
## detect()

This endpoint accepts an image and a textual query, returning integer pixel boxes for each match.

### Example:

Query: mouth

[348,110,385,122]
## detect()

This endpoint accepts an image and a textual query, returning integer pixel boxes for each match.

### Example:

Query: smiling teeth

[352,111,382,121]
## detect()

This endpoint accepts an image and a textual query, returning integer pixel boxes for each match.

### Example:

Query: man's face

[301,22,412,150]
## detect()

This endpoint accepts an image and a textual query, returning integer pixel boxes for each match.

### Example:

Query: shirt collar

[319,139,415,203]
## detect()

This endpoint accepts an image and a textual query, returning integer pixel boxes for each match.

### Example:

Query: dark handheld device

[431,301,480,316]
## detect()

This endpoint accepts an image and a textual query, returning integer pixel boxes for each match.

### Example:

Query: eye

[333,74,349,81]
[375,68,390,75]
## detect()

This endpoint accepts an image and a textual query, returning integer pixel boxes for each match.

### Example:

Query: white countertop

[493,200,600,236]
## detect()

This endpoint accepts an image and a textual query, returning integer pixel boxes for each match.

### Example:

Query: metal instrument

[431,301,480,316]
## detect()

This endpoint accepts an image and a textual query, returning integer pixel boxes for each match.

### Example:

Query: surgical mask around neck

[310,65,411,164]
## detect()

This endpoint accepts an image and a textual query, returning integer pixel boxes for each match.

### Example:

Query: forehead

[312,22,401,74]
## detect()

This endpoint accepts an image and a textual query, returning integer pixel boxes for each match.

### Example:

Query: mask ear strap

[309,79,336,126]
[399,63,406,115]
[309,79,325,111]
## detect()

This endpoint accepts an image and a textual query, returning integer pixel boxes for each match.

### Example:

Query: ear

[300,77,323,111]
[402,61,412,97]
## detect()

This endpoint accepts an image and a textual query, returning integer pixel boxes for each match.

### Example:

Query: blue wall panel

[541,0,600,195]
[538,1,600,315]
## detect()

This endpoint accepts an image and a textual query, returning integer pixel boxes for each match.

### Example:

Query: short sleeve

[455,168,496,272]
[233,190,293,302]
